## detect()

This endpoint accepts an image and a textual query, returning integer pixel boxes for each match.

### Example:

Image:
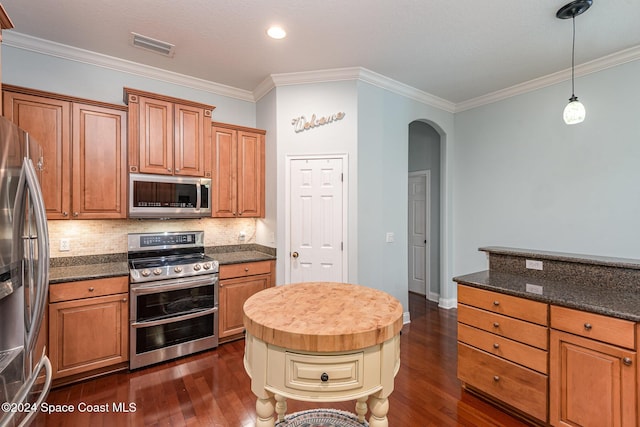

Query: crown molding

[2,31,255,102]
[455,44,640,112]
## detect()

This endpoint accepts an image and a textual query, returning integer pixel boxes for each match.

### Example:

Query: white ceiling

[2,0,640,107]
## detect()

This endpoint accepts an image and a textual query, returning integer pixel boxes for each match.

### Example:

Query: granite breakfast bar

[454,247,640,426]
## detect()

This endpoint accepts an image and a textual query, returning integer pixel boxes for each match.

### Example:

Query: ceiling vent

[129,32,175,57]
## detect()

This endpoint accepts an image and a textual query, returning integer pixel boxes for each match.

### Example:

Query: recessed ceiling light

[267,26,286,40]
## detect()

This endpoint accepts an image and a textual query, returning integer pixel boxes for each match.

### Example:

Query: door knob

[291,252,299,258]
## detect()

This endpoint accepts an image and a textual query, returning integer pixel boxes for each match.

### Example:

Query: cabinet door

[174,104,206,176]
[550,330,637,427]
[3,92,71,219]
[138,96,173,175]
[72,103,127,219]
[237,131,264,217]
[212,126,237,217]
[49,293,129,379]
[219,274,270,338]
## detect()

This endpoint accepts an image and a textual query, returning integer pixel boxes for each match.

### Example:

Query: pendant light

[556,0,592,125]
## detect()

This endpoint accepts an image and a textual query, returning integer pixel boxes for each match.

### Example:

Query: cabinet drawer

[458,285,548,325]
[219,261,271,280]
[458,323,548,374]
[284,351,365,393]
[551,305,636,350]
[458,304,548,350]
[458,343,548,422]
[50,276,129,302]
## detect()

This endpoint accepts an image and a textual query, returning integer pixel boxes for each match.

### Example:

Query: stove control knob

[153,268,162,276]
[203,262,211,270]
[141,269,151,277]
[174,266,183,273]
[193,264,202,271]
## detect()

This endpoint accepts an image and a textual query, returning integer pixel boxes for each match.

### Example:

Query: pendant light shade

[556,0,592,125]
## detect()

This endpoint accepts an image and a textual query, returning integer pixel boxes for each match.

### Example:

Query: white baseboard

[438,297,457,309]
[403,311,411,324]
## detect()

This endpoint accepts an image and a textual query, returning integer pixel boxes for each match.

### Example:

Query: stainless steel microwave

[129,173,212,218]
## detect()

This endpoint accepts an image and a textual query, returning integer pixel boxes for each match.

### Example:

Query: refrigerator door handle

[13,155,50,356]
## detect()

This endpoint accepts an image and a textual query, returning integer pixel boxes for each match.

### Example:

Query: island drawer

[458,285,548,325]
[50,276,129,302]
[458,343,548,423]
[458,304,549,350]
[219,260,272,279]
[458,323,548,374]
[284,351,365,392]
[551,305,636,350]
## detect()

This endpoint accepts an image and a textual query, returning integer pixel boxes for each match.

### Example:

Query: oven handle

[131,306,218,329]
[130,275,217,296]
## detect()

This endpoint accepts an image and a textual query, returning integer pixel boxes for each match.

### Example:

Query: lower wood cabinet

[218,260,275,342]
[550,306,638,427]
[49,276,129,382]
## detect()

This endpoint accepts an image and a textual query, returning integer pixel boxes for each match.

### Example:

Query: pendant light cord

[571,15,576,97]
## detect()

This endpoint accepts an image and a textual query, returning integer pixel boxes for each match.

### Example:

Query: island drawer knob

[88,287,95,292]
[493,375,500,382]
[492,300,500,306]
[584,323,592,331]
[493,322,500,328]
[320,373,329,382]
[493,343,500,349]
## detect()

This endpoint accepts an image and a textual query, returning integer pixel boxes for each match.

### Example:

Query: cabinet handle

[244,267,249,272]
[122,298,128,303]
[584,323,592,331]
[493,343,500,349]
[167,168,172,172]
[175,168,180,172]
[623,357,632,366]
[88,287,95,292]
[73,212,79,217]
[493,322,499,328]
[320,372,329,382]
[62,211,69,217]
[492,300,500,306]
[493,375,500,382]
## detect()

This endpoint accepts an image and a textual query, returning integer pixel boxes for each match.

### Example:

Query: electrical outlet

[385,232,394,243]
[60,238,70,252]
[525,259,543,270]
[238,231,246,242]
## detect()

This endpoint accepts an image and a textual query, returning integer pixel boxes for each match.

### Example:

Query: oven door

[129,274,218,370]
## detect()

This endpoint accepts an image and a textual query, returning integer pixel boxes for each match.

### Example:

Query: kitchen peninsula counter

[454,246,640,321]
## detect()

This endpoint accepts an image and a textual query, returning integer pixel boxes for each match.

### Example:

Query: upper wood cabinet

[124,88,214,177]
[2,85,127,219]
[212,122,265,218]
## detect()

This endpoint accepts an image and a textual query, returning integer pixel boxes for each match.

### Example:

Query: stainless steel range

[127,231,219,370]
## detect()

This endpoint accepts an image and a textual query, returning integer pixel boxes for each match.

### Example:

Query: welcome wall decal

[291,111,345,133]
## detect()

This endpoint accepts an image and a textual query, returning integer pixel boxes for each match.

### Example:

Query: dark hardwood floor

[34,293,530,426]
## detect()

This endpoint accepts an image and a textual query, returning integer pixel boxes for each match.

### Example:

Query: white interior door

[289,157,344,283]
[408,171,430,294]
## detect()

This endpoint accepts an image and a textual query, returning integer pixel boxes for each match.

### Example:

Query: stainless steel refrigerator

[0,116,51,427]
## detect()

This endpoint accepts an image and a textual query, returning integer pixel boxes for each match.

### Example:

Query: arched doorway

[408,120,441,302]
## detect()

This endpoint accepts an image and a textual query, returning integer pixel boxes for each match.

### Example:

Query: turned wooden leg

[274,394,287,422]
[355,396,368,422]
[255,395,276,427]
[368,395,389,427]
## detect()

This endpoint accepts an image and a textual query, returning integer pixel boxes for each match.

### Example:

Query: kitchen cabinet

[212,122,265,218]
[457,284,549,424]
[125,88,213,177]
[218,260,275,342]
[550,305,637,427]
[48,277,129,382]
[2,85,127,219]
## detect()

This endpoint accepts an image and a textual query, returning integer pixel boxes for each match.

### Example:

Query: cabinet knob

[584,323,592,331]
[623,357,632,366]
[492,300,500,306]
[88,287,95,292]
[122,298,128,303]
[167,168,172,172]
[244,267,249,272]
[320,372,329,382]
[175,168,180,172]
[62,211,69,217]
[493,375,500,382]
[73,212,79,217]
[493,322,500,328]
[493,343,500,349]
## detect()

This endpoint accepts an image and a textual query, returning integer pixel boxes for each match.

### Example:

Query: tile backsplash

[48,218,258,257]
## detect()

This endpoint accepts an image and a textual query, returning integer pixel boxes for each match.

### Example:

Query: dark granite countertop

[49,244,276,284]
[454,270,640,322]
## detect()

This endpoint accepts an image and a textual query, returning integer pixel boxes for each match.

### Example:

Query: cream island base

[242,282,404,427]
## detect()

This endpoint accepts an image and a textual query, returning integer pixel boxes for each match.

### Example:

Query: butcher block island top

[243,282,404,352]
[243,282,404,427]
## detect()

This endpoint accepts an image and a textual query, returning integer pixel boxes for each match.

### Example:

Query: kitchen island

[454,247,640,426]
[242,282,403,427]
